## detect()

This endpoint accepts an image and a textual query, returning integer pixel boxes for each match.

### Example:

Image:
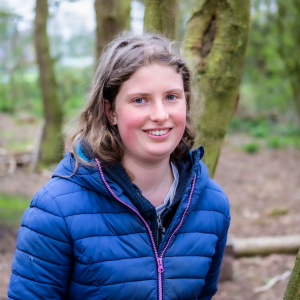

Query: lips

[145,129,170,136]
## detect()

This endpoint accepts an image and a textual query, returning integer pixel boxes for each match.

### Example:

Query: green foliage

[250,123,269,138]
[267,136,282,149]
[55,65,93,119]
[242,142,260,153]
[239,1,295,116]
[0,64,93,119]
[229,116,300,150]
[0,68,42,116]
[0,193,30,226]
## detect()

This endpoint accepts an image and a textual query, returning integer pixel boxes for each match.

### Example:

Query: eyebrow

[127,88,184,97]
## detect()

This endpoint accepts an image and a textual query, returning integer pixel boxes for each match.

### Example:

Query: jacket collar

[52,142,207,215]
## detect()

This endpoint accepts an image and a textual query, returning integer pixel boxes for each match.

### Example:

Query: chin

[144,148,175,160]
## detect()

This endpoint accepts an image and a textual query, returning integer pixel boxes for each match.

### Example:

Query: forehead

[118,63,184,96]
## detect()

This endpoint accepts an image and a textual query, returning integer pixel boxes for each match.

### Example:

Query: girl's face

[105,63,187,164]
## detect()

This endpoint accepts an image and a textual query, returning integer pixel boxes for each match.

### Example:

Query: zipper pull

[158,215,163,228]
[157,257,164,273]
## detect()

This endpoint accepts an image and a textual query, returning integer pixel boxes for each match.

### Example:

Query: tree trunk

[284,249,300,300]
[276,0,300,124]
[184,0,251,177]
[144,0,178,40]
[94,0,131,60]
[34,0,64,166]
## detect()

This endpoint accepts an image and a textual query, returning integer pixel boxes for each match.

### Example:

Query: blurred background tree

[243,0,294,117]
[276,0,300,124]
[94,0,131,60]
[34,0,64,166]
[0,7,35,114]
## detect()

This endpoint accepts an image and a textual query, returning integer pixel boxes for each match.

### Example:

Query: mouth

[144,128,171,136]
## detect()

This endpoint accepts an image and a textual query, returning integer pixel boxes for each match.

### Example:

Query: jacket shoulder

[40,177,104,217]
[196,178,230,219]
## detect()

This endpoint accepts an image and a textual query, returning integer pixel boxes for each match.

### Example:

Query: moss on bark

[144,0,178,40]
[284,249,300,299]
[184,0,250,177]
[94,0,131,60]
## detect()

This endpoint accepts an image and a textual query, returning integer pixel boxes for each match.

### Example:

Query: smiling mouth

[145,129,171,136]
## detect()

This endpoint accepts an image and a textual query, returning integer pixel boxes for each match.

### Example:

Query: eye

[166,94,177,100]
[134,98,145,104]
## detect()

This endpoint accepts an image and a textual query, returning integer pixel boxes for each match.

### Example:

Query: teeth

[147,129,169,136]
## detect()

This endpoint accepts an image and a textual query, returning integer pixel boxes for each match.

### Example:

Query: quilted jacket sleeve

[7,186,74,300]
[198,214,231,300]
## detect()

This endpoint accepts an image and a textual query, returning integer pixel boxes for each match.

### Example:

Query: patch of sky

[2,0,145,67]
[131,0,144,34]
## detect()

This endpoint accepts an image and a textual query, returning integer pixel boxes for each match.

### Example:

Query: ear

[103,99,117,125]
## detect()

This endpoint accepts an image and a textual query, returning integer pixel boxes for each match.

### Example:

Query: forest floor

[1,113,300,299]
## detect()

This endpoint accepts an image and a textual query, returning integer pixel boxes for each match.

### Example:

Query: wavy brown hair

[65,31,195,169]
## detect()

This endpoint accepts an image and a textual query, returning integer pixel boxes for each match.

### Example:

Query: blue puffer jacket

[8,147,230,300]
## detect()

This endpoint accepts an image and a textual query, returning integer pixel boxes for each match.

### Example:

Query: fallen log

[232,235,300,257]
[220,235,300,282]
[0,147,33,176]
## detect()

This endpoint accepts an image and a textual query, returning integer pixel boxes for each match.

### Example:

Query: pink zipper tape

[95,158,196,300]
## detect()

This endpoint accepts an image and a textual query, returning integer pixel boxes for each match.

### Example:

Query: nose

[149,101,169,123]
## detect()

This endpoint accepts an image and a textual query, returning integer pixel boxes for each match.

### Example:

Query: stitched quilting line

[7,294,27,300]
[63,211,136,218]
[204,186,228,197]
[73,231,148,241]
[29,204,136,220]
[15,248,72,267]
[164,277,205,280]
[11,271,65,287]
[191,209,227,218]
[20,225,70,245]
[52,189,89,199]
[43,176,60,188]
[29,205,61,218]
[86,255,153,265]
[43,186,88,200]
[163,255,212,259]
[76,254,210,266]
[70,279,98,287]
[99,278,155,287]
[175,231,219,238]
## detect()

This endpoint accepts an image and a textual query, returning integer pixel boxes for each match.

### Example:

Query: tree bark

[284,249,300,300]
[144,0,178,40]
[34,0,64,166]
[276,0,300,124]
[184,0,251,177]
[94,0,131,60]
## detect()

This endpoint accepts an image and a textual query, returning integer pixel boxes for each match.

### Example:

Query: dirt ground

[1,113,300,299]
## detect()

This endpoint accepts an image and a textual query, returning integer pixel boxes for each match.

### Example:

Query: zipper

[96,158,196,300]
[157,213,165,247]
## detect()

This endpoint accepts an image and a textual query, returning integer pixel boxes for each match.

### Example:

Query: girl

[8,32,230,300]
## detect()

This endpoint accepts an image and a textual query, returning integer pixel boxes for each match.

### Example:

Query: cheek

[174,107,187,137]
[117,114,142,145]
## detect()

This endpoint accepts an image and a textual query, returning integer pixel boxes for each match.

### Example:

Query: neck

[122,154,174,208]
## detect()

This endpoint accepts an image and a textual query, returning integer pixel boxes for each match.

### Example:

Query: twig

[253,270,292,293]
